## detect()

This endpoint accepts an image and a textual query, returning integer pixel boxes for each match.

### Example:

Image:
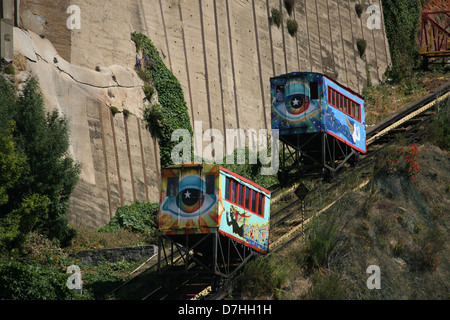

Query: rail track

[109,81,449,300]
[204,80,450,300]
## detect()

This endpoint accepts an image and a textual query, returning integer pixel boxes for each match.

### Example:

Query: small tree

[271,8,282,28]
[0,76,80,248]
[357,39,367,58]
[286,19,298,37]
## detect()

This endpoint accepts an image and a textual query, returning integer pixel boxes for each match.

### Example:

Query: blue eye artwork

[272,80,311,121]
[162,175,217,218]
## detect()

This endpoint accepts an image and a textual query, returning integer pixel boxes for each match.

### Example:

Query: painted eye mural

[271,75,323,134]
[162,175,217,218]
[272,79,311,121]
[286,94,310,116]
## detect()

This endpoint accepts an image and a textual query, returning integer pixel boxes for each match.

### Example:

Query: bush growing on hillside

[238,257,286,299]
[271,8,282,28]
[286,19,298,37]
[0,76,80,249]
[296,214,341,273]
[99,201,159,236]
[424,97,450,151]
[378,144,422,183]
[306,272,347,300]
[0,261,77,300]
[355,4,363,18]
[144,103,165,137]
[356,39,367,58]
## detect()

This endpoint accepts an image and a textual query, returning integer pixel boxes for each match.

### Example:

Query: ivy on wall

[381,0,421,83]
[131,33,193,168]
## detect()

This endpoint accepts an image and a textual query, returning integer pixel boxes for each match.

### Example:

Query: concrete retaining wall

[14,0,391,229]
[73,245,157,265]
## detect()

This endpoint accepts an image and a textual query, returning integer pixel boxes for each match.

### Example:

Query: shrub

[0,77,80,248]
[381,144,422,183]
[143,84,155,101]
[239,257,286,299]
[0,261,77,300]
[409,227,445,271]
[306,272,347,300]
[100,201,159,235]
[356,39,367,58]
[296,214,340,273]
[144,103,165,137]
[286,19,298,37]
[136,69,152,83]
[110,106,120,116]
[219,146,278,189]
[4,65,15,75]
[122,108,131,118]
[271,8,282,28]
[424,98,450,150]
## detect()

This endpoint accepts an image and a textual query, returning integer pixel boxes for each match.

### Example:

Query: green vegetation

[424,96,450,151]
[237,257,287,299]
[144,102,165,137]
[305,272,347,300]
[381,0,421,83]
[0,198,159,300]
[0,76,80,250]
[356,38,367,58]
[286,19,298,37]
[132,32,193,169]
[3,65,15,75]
[242,138,448,300]
[0,74,90,300]
[122,108,131,118]
[377,144,422,183]
[0,261,78,300]
[99,201,159,236]
[271,8,282,28]
[362,71,432,126]
[295,214,341,274]
[110,106,120,116]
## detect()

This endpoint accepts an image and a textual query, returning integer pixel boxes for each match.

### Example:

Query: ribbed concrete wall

[69,105,161,228]
[14,27,161,229]
[138,0,391,144]
[16,0,391,228]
